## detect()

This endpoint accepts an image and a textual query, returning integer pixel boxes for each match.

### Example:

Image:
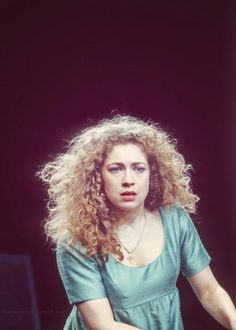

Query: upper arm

[56,244,107,304]
[77,297,115,329]
[188,266,219,300]
[178,206,211,278]
[56,245,118,329]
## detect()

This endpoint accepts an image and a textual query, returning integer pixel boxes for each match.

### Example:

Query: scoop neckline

[109,207,166,269]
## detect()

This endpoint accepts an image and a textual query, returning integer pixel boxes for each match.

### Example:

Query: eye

[108,165,122,173]
[133,165,146,173]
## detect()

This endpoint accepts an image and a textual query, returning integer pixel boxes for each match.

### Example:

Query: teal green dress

[56,205,211,329]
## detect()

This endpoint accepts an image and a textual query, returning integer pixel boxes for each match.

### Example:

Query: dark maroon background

[1,1,236,329]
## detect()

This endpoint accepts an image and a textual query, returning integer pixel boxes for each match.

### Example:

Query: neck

[114,204,146,229]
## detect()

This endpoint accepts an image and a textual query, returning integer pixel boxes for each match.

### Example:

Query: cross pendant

[127,255,133,263]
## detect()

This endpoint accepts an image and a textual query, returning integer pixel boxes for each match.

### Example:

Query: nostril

[122,182,134,187]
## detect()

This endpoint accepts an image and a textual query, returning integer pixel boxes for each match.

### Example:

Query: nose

[122,169,135,187]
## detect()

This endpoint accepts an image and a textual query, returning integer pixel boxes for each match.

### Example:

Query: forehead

[104,143,147,163]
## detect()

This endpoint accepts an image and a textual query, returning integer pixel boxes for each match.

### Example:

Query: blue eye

[108,166,121,173]
[133,166,145,173]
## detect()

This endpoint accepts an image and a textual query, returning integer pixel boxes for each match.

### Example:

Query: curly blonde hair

[37,114,199,260]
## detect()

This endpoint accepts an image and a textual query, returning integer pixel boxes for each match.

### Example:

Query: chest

[101,245,180,308]
[116,214,164,267]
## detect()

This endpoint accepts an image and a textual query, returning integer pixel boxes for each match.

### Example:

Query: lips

[120,191,137,196]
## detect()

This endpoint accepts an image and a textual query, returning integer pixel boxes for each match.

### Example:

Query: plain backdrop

[1,1,236,329]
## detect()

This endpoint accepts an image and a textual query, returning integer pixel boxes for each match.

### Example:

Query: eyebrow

[106,162,147,166]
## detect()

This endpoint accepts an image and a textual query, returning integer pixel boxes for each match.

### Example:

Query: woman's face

[101,143,150,212]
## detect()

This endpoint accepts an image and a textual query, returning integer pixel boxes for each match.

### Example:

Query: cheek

[103,176,117,196]
[143,175,150,194]
[144,172,151,186]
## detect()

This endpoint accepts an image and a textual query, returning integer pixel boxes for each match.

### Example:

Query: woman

[38,115,236,330]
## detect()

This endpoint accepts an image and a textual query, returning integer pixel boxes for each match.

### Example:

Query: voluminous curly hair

[37,114,199,260]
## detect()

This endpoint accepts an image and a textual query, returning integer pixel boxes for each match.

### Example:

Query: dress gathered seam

[112,287,178,310]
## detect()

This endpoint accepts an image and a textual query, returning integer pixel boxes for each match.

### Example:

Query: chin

[116,202,142,212]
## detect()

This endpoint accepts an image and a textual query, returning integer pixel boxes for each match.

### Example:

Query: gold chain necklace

[115,211,147,263]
